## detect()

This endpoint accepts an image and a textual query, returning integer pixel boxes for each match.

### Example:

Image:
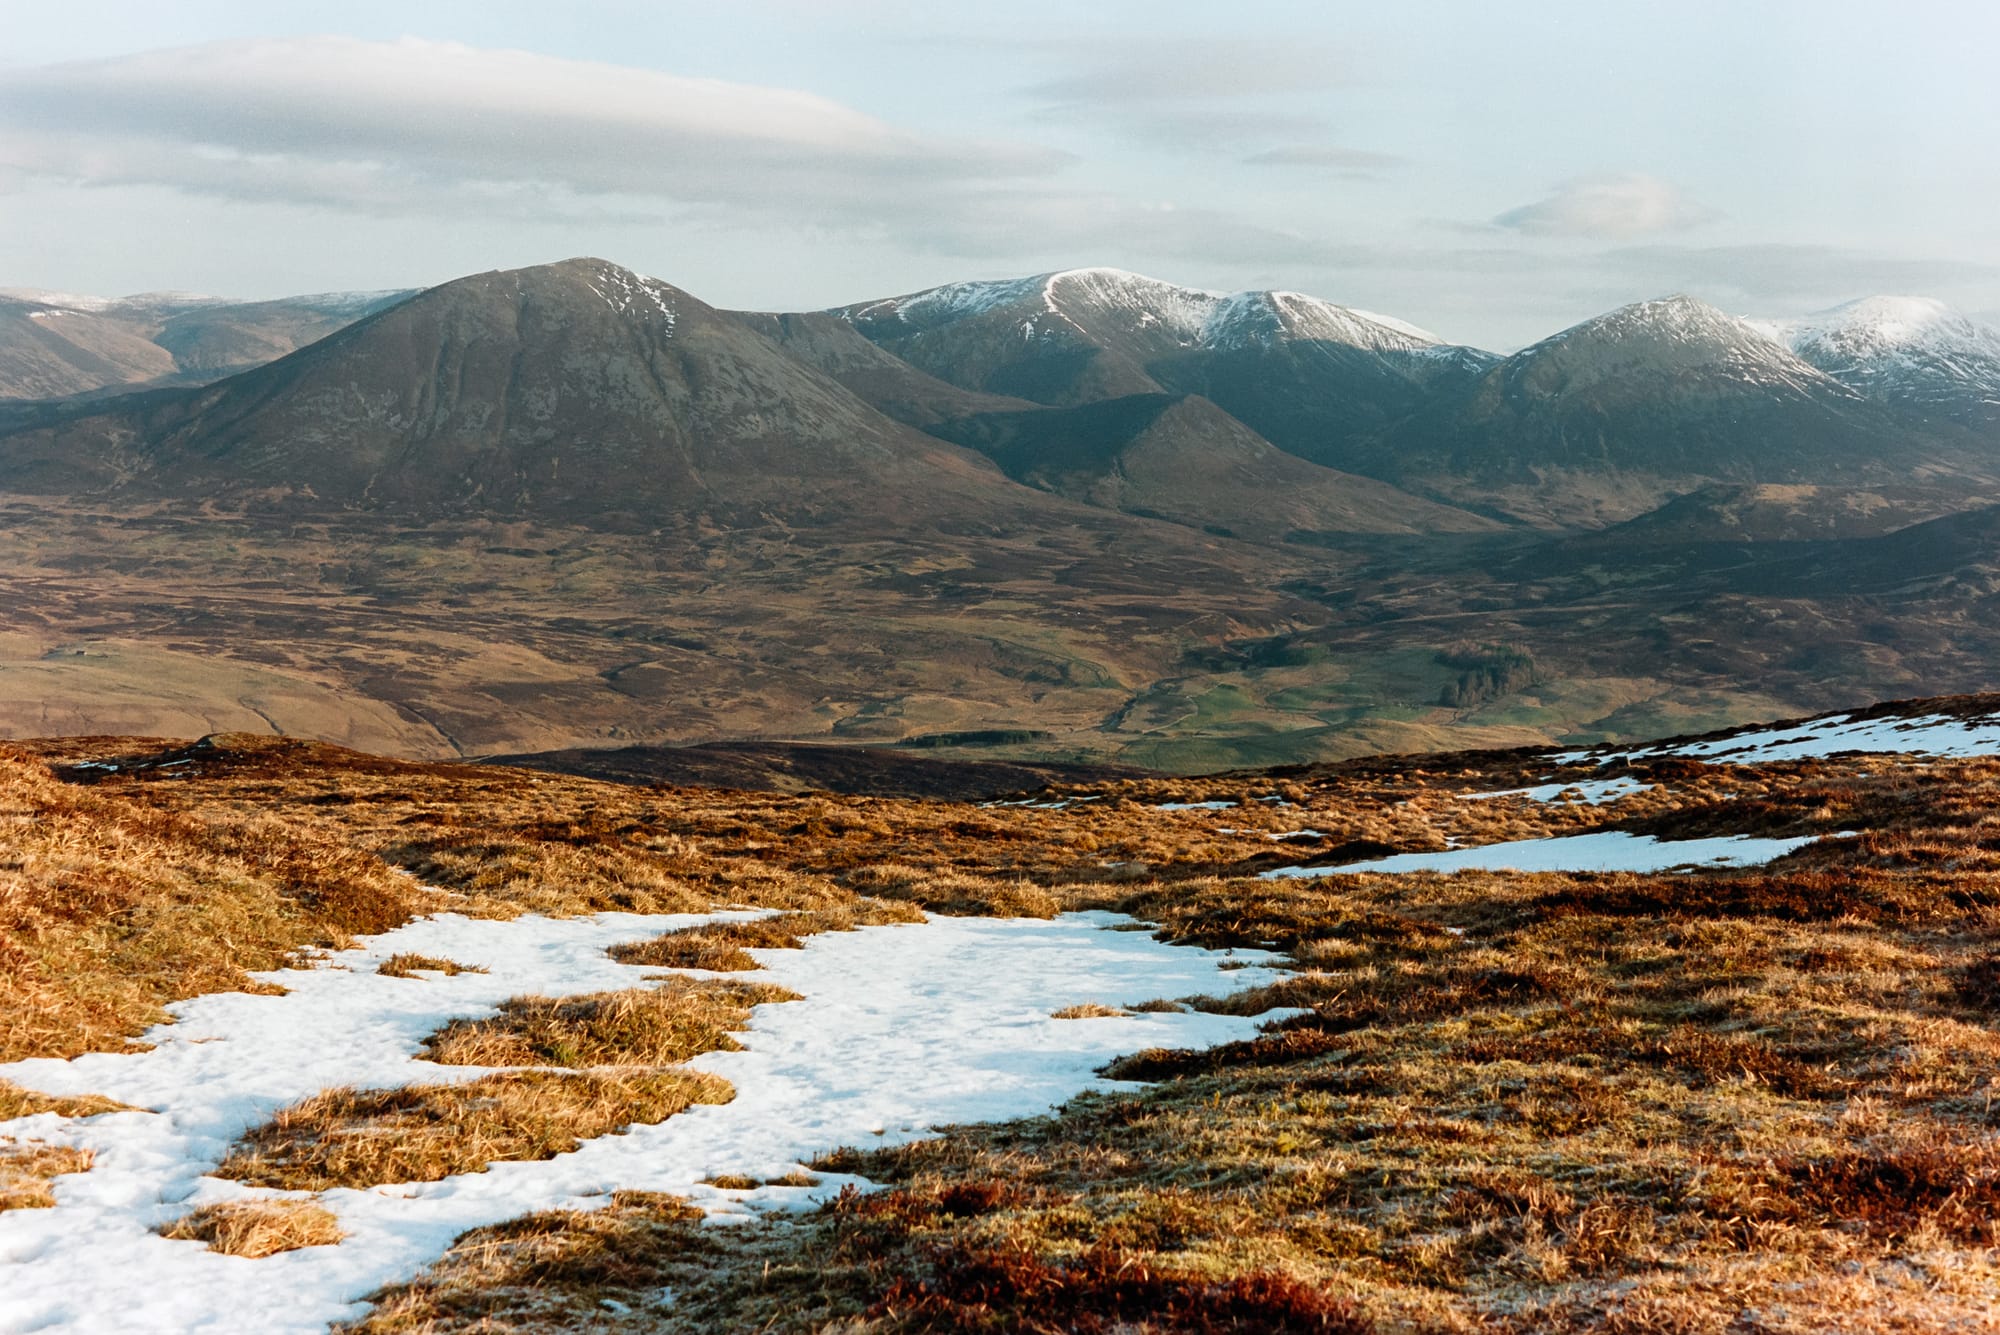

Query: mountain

[1370,295,1960,527]
[1750,296,2000,426]
[830,268,1490,471]
[1593,482,1983,545]
[726,308,1036,428]
[0,259,1033,523]
[925,391,1499,540]
[0,288,412,400]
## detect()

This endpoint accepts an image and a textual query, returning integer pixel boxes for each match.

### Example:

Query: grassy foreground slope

[5,711,2000,1330]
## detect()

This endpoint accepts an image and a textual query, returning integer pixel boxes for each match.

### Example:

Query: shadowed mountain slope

[0,260,1058,525]
[928,392,1498,540]
[1368,295,1979,527]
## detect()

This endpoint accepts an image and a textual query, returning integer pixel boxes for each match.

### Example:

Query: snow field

[1262,830,1844,880]
[0,909,1283,1335]
[1557,709,2000,767]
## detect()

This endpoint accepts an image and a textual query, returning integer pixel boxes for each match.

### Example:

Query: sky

[1,0,1996,349]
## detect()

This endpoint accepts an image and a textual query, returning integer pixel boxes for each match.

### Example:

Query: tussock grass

[340,1192,714,1333]
[219,1070,733,1191]
[28,730,2000,1329]
[608,900,924,971]
[376,954,486,978]
[0,1080,137,1120]
[0,1142,93,1210]
[158,1199,345,1256]
[420,979,799,1069]
[1051,1003,1128,1019]
[0,746,425,1062]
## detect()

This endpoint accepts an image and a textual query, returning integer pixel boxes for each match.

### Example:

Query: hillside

[6,697,2000,1331]
[0,288,410,401]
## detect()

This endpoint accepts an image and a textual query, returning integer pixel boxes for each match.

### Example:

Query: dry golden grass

[339,1192,713,1333]
[607,900,925,970]
[158,1199,345,1257]
[376,953,485,978]
[219,1069,734,1191]
[24,727,2000,1330]
[420,979,800,1069]
[1051,1003,1129,1019]
[0,1080,136,1120]
[0,1142,92,1210]
[0,744,428,1061]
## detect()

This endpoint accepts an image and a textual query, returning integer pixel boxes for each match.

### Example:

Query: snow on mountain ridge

[843,268,1446,354]
[1749,296,2000,406]
[1509,294,1852,399]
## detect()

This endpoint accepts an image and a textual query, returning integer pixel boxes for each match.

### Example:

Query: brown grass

[0,745,425,1062]
[0,1080,137,1120]
[24,729,2000,1331]
[340,1192,713,1333]
[420,979,799,1068]
[218,1070,733,1191]
[607,900,925,971]
[0,1142,93,1210]
[158,1199,345,1256]
[376,954,485,978]
[1051,1003,1129,1019]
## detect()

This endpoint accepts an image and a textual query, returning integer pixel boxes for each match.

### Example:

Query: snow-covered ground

[1557,709,2000,766]
[1459,776,1654,805]
[0,910,1281,1335]
[1262,830,1841,879]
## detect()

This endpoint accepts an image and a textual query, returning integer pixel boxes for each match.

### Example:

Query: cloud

[1020,36,1353,105]
[1243,145,1405,174]
[1015,34,1392,162]
[1493,174,1720,240]
[0,37,1066,225]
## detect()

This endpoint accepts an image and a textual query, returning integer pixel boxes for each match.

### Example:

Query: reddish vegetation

[872,1241,1370,1335]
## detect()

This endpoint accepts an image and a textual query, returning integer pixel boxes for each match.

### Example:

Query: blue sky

[2,0,1995,347]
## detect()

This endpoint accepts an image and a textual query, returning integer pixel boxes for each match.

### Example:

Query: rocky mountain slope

[1752,295,2000,426]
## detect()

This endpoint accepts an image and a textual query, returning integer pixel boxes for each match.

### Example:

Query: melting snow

[1154,800,1236,812]
[1557,710,2000,767]
[1459,777,1654,805]
[0,909,1279,1334]
[585,266,677,331]
[1261,830,1842,879]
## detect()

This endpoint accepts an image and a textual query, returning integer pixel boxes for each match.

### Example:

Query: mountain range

[1,257,1997,769]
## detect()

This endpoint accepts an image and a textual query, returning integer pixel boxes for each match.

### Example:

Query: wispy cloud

[1242,145,1405,175]
[1493,174,1720,240]
[1015,34,1389,165]
[0,37,1065,224]
[1020,36,1353,104]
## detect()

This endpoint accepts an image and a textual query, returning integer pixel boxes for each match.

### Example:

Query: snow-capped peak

[1509,294,1841,397]
[1748,296,2000,407]
[1750,296,1998,360]
[843,268,1445,354]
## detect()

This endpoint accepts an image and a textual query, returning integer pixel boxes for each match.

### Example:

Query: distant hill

[0,288,412,400]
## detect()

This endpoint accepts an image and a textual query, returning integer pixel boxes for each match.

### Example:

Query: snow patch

[1459,777,1654,805]
[585,265,677,332]
[1261,830,1841,879]
[0,909,1280,1334]
[1557,709,2000,767]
